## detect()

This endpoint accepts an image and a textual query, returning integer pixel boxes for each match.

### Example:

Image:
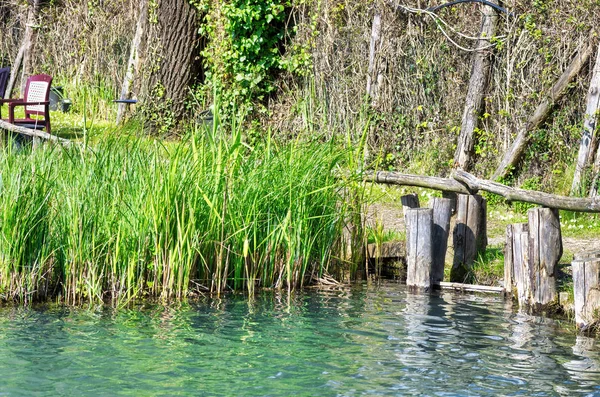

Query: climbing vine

[192,0,313,117]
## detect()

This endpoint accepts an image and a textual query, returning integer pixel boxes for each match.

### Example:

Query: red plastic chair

[0,74,52,134]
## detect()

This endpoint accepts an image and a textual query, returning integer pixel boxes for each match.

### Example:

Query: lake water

[0,282,598,396]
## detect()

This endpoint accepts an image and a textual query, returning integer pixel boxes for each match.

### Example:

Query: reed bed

[0,128,357,305]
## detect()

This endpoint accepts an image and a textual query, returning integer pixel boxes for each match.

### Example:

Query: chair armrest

[8,100,50,108]
[0,98,23,104]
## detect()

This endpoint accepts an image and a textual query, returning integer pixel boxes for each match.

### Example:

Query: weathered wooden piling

[504,223,528,297]
[506,223,529,305]
[430,197,452,286]
[527,207,562,309]
[572,250,600,329]
[401,193,420,215]
[451,194,487,282]
[405,208,433,290]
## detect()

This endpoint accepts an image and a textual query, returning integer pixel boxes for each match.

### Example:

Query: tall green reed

[0,120,356,305]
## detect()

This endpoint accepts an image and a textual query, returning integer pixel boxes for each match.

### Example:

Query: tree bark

[116,0,148,125]
[365,170,600,212]
[366,10,383,105]
[572,43,600,196]
[5,0,41,99]
[139,0,201,132]
[492,36,596,180]
[454,5,497,170]
[19,0,42,95]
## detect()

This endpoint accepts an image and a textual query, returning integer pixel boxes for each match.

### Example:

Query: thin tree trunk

[366,11,382,102]
[454,5,497,170]
[116,0,148,125]
[492,37,596,180]
[572,43,600,196]
[4,45,24,99]
[19,0,42,95]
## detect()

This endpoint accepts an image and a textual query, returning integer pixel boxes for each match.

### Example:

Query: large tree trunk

[453,5,497,170]
[572,43,600,196]
[492,37,596,180]
[138,0,201,132]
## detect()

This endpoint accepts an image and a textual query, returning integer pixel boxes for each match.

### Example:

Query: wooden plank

[439,281,504,293]
[504,224,514,295]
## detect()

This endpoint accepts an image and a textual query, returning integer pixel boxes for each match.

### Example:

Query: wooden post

[505,223,528,299]
[401,193,420,216]
[527,208,562,309]
[451,194,487,282]
[430,197,452,286]
[572,251,600,329]
[504,224,514,295]
[512,224,530,307]
[405,208,433,290]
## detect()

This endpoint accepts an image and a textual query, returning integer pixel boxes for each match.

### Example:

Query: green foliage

[514,176,541,213]
[196,0,312,117]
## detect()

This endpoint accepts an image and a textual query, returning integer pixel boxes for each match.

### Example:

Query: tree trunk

[366,10,383,104]
[572,43,600,196]
[138,0,201,132]
[19,0,41,95]
[454,5,497,170]
[5,0,41,99]
[492,37,596,180]
[116,0,148,125]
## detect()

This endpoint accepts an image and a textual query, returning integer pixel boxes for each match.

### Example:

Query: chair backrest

[0,67,10,98]
[24,74,52,116]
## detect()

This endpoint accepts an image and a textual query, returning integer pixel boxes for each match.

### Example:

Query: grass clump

[0,128,360,305]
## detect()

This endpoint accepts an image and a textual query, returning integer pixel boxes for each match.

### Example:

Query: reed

[0,122,358,305]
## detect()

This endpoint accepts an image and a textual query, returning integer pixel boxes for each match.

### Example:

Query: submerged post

[405,208,433,290]
[572,250,600,329]
[451,194,487,282]
[430,197,452,287]
[527,207,562,310]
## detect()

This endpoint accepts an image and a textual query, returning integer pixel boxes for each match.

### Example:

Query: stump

[527,207,562,309]
[430,197,452,287]
[572,251,600,329]
[405,208,433,290]
[401,193,420,216]
[451,194,487,282]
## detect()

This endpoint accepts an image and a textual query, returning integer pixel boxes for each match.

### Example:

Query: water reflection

[0,284,598,396]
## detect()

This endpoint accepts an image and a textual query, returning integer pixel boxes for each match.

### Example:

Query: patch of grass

[471,246,505,286]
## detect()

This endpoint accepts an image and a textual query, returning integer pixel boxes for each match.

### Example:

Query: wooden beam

[439,281,504,293]
[0,120,71,146]
[366,170,600,212]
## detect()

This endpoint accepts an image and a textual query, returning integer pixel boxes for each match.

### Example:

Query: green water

[0,283,598,396]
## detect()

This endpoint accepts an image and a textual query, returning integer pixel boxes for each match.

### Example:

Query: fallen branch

[365,170,470,194]
[492,35,597,180]
[0,120,72,146]
[366,170,600,212]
